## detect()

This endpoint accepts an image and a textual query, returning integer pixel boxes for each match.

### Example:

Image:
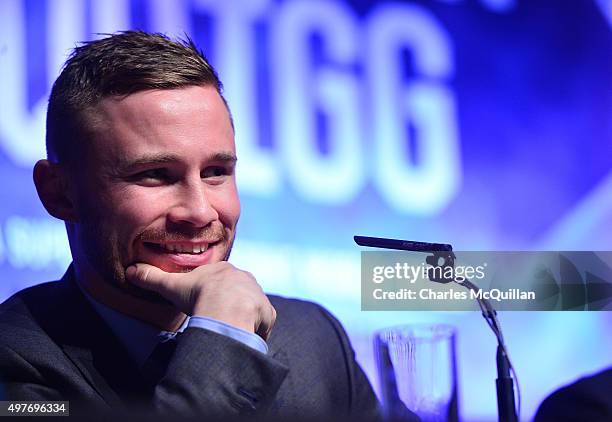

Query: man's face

[70,85,240,301]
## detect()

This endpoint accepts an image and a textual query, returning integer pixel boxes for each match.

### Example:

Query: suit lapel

[61,344,123,407]
[51,267,148,407]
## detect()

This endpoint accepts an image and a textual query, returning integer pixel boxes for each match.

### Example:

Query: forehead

[88,85,235,164]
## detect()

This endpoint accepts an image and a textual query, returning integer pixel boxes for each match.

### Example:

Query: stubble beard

[79,219,236,306]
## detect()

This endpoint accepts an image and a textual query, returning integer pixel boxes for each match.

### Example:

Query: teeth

[155,242,210,254]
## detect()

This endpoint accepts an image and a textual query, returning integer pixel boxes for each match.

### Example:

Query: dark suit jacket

[0,267,381,420]
[535,368,612,422]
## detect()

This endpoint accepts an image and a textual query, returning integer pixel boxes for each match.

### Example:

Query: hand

[125,262,276,340]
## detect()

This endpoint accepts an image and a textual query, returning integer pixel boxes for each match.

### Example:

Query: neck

[73,263,186,332]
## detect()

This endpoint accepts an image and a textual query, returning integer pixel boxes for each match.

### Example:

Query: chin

[118,280,175,306]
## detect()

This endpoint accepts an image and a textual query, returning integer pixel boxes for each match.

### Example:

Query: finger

[256,304,276,341]
[125,263,178,296]
[264,306,276,340]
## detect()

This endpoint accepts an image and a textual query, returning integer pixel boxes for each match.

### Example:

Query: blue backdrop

[0,0,611,420]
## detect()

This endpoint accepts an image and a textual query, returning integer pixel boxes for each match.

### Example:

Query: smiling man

[0,32,381,420]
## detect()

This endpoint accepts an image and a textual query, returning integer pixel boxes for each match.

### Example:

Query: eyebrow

[116,152,238,173]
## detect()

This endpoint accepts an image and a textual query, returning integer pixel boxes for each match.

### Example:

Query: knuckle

[240,270,258,285]
[218,261,233,270]
[139,266,152,283]
[270,306,277,322]
[245,271,258,283]
[216,262,235,276]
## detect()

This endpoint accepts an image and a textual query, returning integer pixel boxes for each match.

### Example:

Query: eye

[137,169,168,180]
[202,166,231,178]
[130,168,171,185]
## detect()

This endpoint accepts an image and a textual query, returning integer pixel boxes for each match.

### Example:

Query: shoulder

[535,368,612,421]
[0,281,66,348]
[268,295,329,316]
[268,295,346,329]
[266,295,352,352]
[0,281,65,321]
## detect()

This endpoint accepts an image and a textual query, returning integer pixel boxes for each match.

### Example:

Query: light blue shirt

[80,287,268,367]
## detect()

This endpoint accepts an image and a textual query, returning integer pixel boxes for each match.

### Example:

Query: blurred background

[0,0,610,420]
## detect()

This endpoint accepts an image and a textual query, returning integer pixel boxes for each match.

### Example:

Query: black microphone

[353,235,453,252]
[354,235,455,283]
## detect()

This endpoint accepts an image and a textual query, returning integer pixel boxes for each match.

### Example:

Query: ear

[33,160,79,222]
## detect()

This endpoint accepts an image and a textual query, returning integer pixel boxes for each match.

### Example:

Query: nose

[167,180,218,228]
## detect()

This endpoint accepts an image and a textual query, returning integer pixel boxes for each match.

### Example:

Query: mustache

[137,224,228,244]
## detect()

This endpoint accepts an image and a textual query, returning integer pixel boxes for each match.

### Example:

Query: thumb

[125,263,177,296]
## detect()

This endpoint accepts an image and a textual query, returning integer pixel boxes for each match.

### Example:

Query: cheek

[228,199,241,227]
[211,187,241,227]
[110,190,166,234]
[116,201,162,226]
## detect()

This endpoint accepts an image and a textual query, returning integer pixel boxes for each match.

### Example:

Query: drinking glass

[374,324,459,422]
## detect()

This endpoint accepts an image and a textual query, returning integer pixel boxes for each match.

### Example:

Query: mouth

[144,241,211,254]
[140,240,221,268]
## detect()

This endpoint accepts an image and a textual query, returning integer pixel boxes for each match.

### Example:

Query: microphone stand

[355,236,519,422]
[459,279,518,422]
